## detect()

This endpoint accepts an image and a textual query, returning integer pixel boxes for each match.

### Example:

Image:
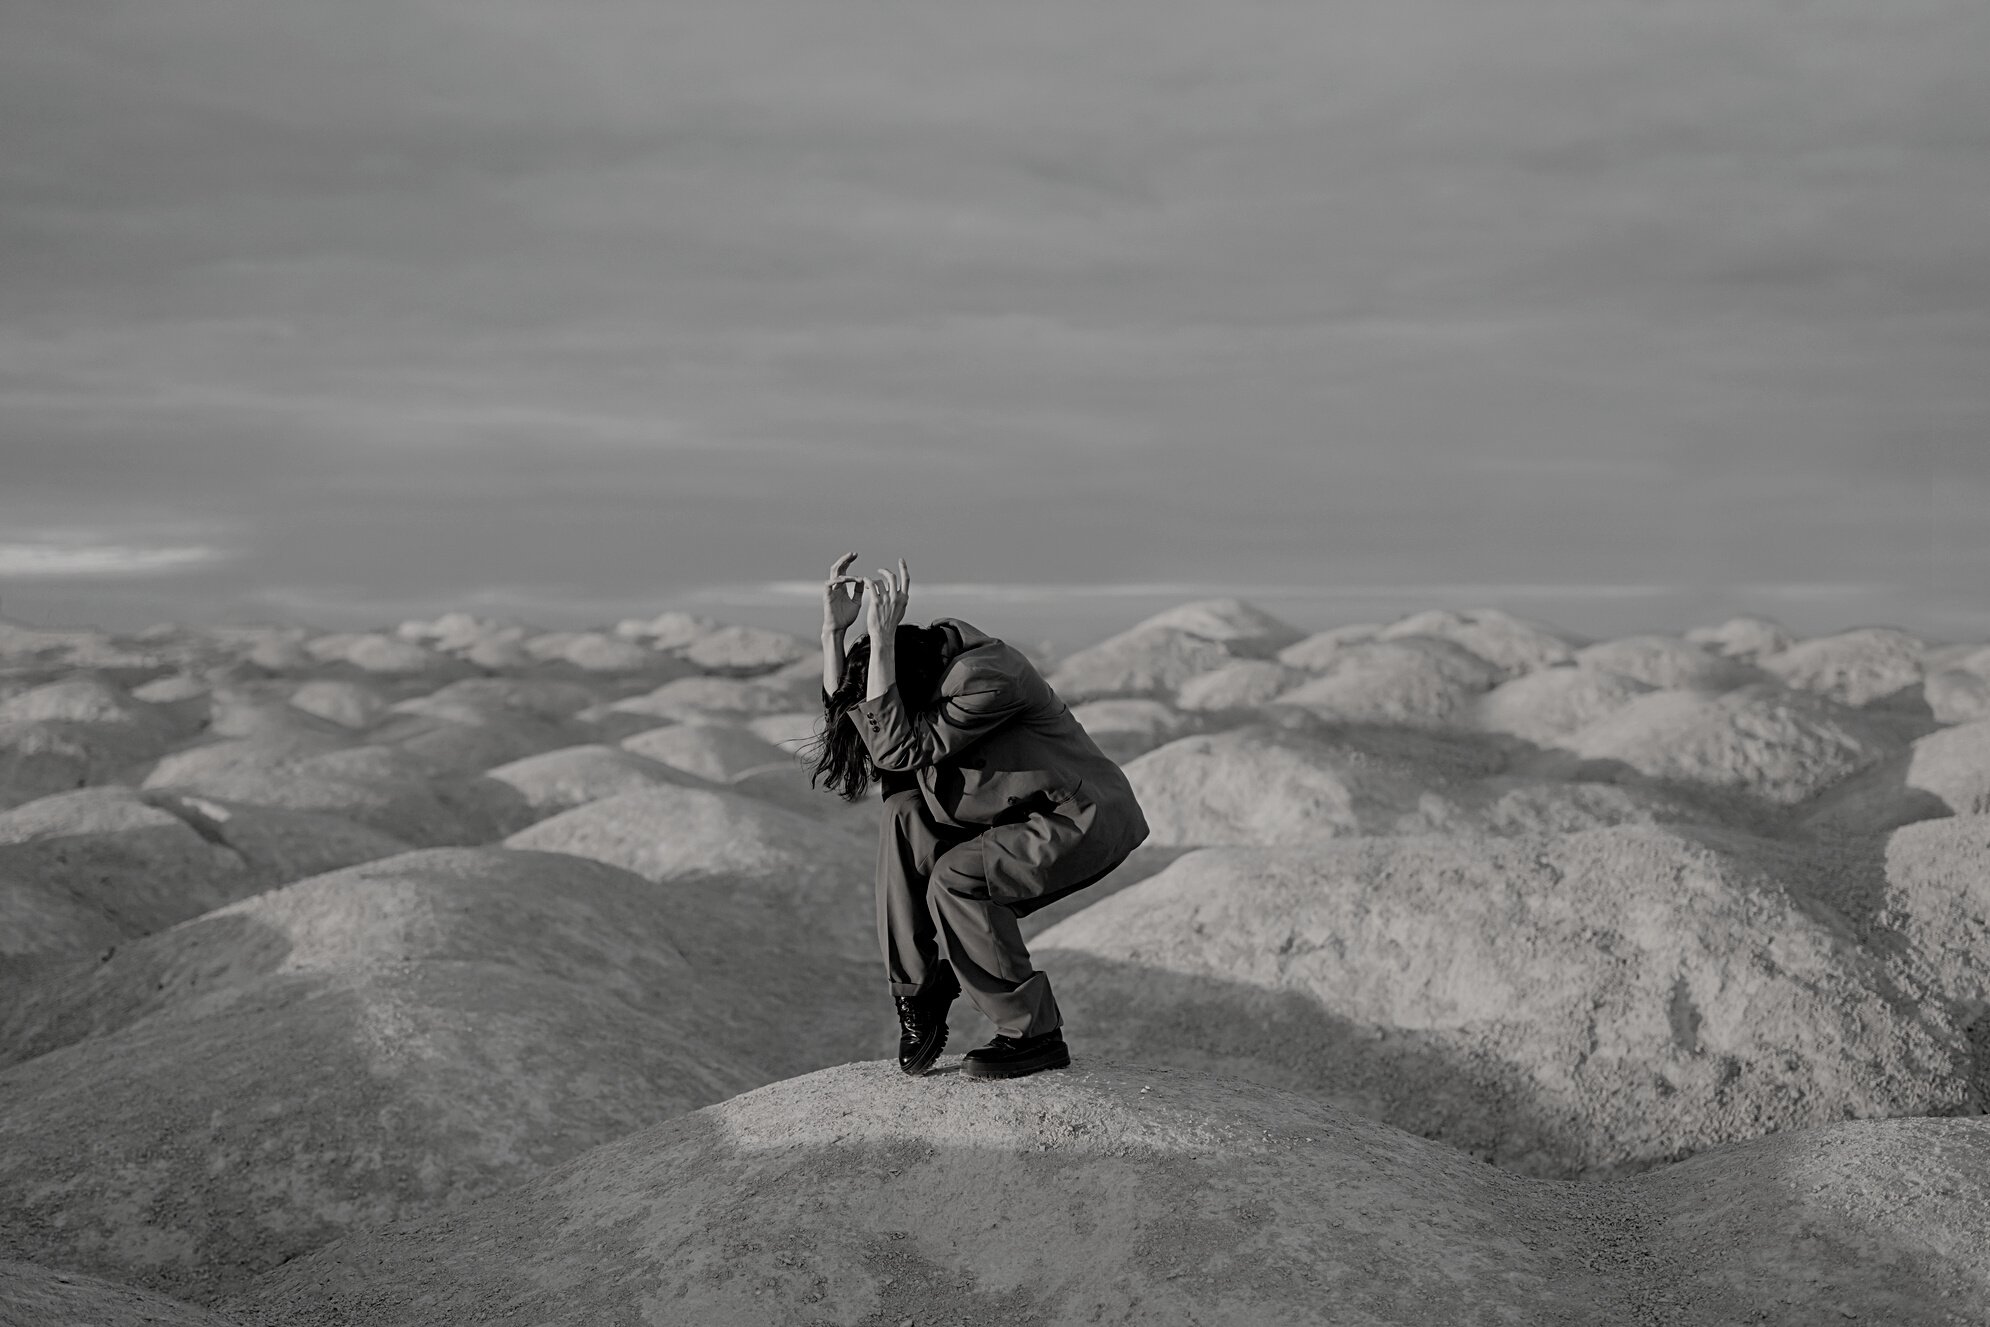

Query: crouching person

[811,554,1149,1079]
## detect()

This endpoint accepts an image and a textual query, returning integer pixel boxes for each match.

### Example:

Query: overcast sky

[3,0,1985,645]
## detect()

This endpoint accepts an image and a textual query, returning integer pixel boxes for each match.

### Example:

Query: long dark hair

[808,624,950,802]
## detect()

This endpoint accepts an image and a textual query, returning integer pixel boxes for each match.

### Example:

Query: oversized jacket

[846,618,1149,917]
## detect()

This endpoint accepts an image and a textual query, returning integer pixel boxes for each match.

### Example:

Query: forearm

[866,633,896,702]
[821,626,847,697]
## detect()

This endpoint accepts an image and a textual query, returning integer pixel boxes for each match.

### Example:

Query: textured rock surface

[1574,635,1765,691]
[1762,627,1929,711]
[1684,615,1794,661]
[227,1061,1990,1327]
[1528,683,1912,811]
[1172,659,1306,712]
[0,850,883,1303]
[1046,623,1240,702]
[0,1260,245,1327]
[1470,665,1655,746]
[620,720,794,782]
[608,675,803,722]
[1030,832,1985,1177]
[1375,607,1576,679]
[5,602,1990,1326]
[1273,621,1381,671]
[284,679,388,730]
[1928,668,1990,724]
[1127,597,1304,657]
[1804,719,1990,835]
[1065,698,1198,763]
[485,743,706,817]
[0,788,254,952]
[502,785,874,960]
[1273,636,1504,727]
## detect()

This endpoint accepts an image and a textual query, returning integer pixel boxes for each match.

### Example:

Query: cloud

[0,541,226,577]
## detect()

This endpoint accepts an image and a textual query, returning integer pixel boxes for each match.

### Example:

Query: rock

[1952,644,1990,679]
[365,710,580,777]
[726,762,879,834]
[1272,636,1505,727]
[0,619,110,662]
[1031,830,1980,1177]
[1066,699,1198,763]
[141,793,413,888]
[462,637,533,670]
[143,739,510,848]
[1,721,97,810]
[1802,718,1990,835]
[1527,683,1910,811]
[396,676,605,723]
[486,745,707,818]
[341,634,468,678]
[609,676,803,723]
[1375,608,1577,679]
[621,721,794,783]
[1683,615,1794,661]
[675,624,812,675]
[0,849,879,1302]
[1574,635,1766,691]
[0,677,178,734]
[1046,624,1240,702]
[556,633,665,673]
[570,702,672,743]
[286,679,389,730]
[1273,622,1381,671]
[744,710,824,755]
[1173,660,1307,713]
[1927,668,1990,725]
[1122,724,1497,846]
[202,692,354,746]
[1470,666,1656,746]
[1123,722,1707,848]
[616,610,722,650]
[129,674,209,705]
[1626,1114,1990,1325]
[503,785,873,961]
[1871,815,1990,1010]
[244,636,315,672]
[1128,598,1304,658]
[0,788,255,951]
[1760,627,1929,712]
[0,1259,244,1327]
[224,1060,1990,1327]
[0,868,125,960]
[395,612,529,653]
[300,632,371,664]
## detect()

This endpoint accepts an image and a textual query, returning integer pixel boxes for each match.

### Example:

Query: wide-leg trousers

[876,787,1061,1039]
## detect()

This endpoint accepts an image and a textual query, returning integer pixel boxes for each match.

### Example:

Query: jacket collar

[930,617,995,666]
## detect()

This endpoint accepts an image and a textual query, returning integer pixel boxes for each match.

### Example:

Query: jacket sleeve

[848,658,1028,771]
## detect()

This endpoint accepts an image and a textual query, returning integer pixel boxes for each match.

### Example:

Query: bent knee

[929,843,991,902]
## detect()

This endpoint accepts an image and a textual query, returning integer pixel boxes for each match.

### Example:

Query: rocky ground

[3,600,1988,1324]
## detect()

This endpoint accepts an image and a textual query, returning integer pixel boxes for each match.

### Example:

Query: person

[809,553,1149,1080]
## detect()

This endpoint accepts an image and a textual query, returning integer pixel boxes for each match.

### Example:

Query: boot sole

[959,1044,1071,1080]
[898,1022,949,1077]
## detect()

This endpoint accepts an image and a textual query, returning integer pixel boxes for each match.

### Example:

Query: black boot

[894,963,960,1077]
[960,1027,1070,1080]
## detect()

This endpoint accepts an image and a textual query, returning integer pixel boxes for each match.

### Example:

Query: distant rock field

[3,600,1988,1326]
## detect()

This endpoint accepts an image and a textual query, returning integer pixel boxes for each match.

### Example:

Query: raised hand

[864,557,910,641]
[822,551,865,637]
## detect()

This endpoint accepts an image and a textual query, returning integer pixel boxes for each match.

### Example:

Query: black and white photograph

[2,2,1986,1323]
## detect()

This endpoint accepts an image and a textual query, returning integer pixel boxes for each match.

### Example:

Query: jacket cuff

[850,686,912,765]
